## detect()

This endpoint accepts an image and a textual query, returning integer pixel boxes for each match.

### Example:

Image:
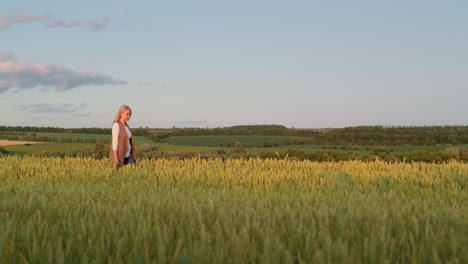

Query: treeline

[0,126,149,137]
[168,126,468,145]
[155,126,468,146]
[3,125,468,146]
[70,127,149,137]
[0,126,65,133]
[168,126,319,137]
[6,135,111,144]
[147,127,321,142]
[317,126,468,145]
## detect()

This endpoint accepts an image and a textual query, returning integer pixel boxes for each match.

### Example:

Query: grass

[159,135,448,155]
[3,141,449,156]
[37,132,111,139]
[155,144,216,153]
[3,143,95,155]
[0,156,466,263]
[6,132,154,145]
[153,143,448,155]
[161,135,312,146]
[250,144,448,155]
[3,136,155,155]
[1,130,450,156]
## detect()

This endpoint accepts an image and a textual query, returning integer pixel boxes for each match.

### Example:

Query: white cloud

[17,103,87,113]
[0,11,52,30]
[0,11,110,31]
[46,17,110,31]
[0,51,127,93]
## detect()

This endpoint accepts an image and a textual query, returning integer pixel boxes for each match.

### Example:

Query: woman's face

[120,110,131,122]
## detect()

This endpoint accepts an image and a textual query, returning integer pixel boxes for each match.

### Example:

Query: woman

[109,105,137,166]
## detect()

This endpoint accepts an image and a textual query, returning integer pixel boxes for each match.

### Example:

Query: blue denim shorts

[123,156,135,165]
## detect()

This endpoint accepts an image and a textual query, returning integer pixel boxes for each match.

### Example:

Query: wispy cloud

[136,81,169,89]
[17,103,87,113]
[71,112,91,117]
[0,11,110,31]
[46,17,110,31]
[31,117,47,122]
[0,51,127,93]
[0,11,52,30]
[173,119,230,128]
[0,52,15,61]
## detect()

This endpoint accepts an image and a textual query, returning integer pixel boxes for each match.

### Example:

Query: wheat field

[0,156,466,263]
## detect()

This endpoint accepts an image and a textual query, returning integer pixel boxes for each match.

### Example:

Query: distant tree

[372,147,391,158]
[61,137,73,143]
[395,150,454,163]
[92,143,107,159]
[0,147,9,155]
[85,138,97,144]
[446,146,468,161]
[228,147,247,159]
[215,149,226,155]
[226,140,241,147]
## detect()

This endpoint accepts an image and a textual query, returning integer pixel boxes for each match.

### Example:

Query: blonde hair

[113,105,132,123]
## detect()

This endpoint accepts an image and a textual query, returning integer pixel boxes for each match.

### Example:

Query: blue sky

[1,0,467,128]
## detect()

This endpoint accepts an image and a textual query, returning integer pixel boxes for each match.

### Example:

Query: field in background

[0,156,466,263]
[162,135,312,146]
[1,134,155,155]
[1,131,449,156]
[0,140,47,146]
[3,143,95,155]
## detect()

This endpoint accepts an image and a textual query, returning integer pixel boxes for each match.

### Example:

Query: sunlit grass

[0,156,466,263]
